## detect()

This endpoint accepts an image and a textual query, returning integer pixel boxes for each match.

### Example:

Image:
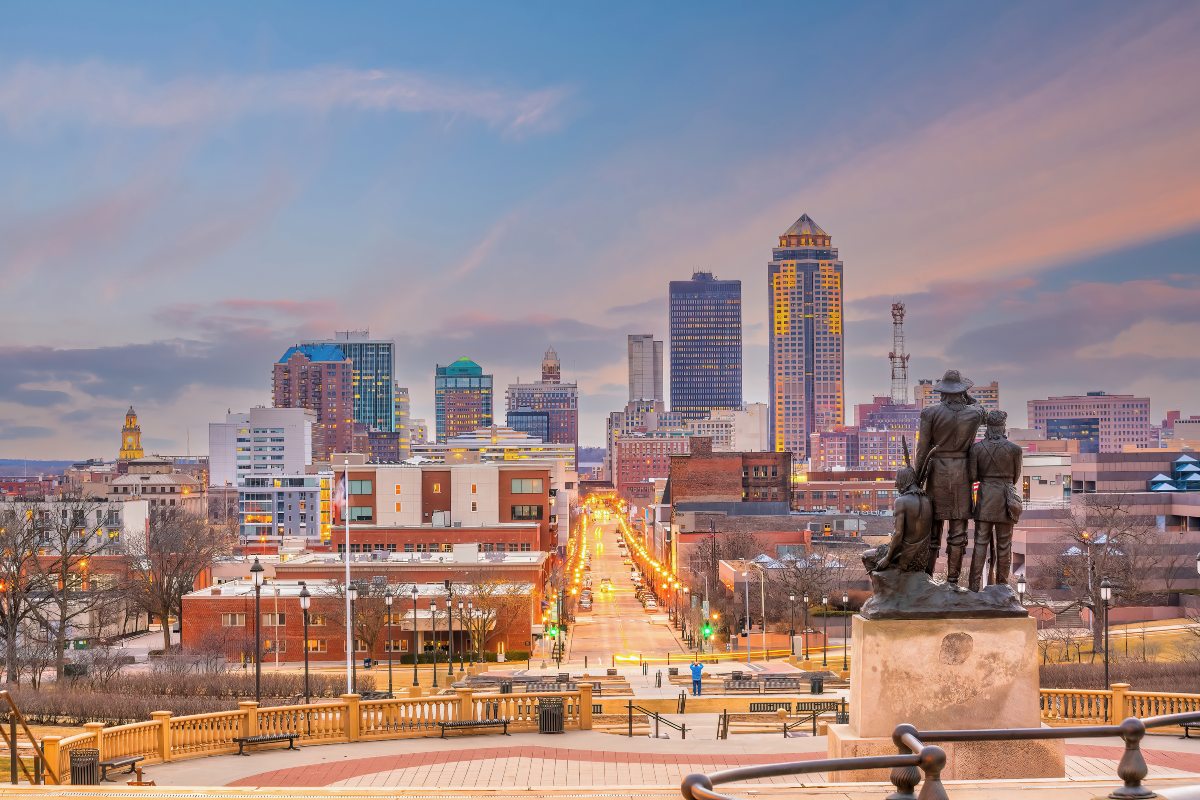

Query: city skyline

[2,2,1200,457]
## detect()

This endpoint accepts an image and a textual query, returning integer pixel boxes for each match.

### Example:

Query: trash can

[537,696,565,734]
[499,680,513,694]
[70,748,100,785]
[810,676,824,695]
[731,670,744,681]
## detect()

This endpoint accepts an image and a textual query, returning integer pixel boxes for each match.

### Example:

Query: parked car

[643,600,658,612]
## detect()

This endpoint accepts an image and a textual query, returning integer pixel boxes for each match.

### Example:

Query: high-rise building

[209,407,315,487]
[435,357,493,441]
[394,384,411,457]
[273,344,354,460]
[505,347,580,457]
[1027,391,1152,453]
[767,214,845,456]
[684,404,769,452]
[118,406,144,461]
[627,334,664,403]
[915,379,1000,412]
[301,331,396,432]
[669,272,742,421]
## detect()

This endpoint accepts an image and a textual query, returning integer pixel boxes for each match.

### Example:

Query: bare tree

[0,502,54,685]
[1043,495,1156,650]
[25,494,118,679]
[459,580,528,657]
[682,525,762,632]
[122,508,233,652]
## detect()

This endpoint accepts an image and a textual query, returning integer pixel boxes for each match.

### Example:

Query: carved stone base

[826,614,1064,782]
[826,724,1066,782]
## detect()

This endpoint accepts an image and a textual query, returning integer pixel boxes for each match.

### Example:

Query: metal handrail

[628,702,688,740]
[681,711,1200,800]
[0,691,55,785]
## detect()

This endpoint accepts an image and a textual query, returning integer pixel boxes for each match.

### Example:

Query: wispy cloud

[0,62,571,136]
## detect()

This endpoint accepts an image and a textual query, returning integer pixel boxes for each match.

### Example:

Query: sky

[1,1,1199,459]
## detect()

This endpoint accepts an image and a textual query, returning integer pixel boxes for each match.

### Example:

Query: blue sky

[1,2,1199,457]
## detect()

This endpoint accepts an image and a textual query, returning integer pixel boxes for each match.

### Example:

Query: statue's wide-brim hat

[933,369,974,393]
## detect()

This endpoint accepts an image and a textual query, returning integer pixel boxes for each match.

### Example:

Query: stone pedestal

[827,614,1064,782]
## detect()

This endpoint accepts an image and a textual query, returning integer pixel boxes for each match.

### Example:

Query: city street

[566,519,687,663]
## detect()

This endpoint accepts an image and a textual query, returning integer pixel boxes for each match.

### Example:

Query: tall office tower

[767,214,845,456]
[669,272,742,421]
[435,357,493,441]
[301,331,396,432]
[394,384,412,459]
[505,346,579,455]
[273,344,354,460]
[628,334,664,403]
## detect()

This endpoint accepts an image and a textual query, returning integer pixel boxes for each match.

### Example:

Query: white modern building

[209,407,315,487]
[685,403,769,452]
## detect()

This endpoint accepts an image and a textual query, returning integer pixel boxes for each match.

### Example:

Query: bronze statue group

[874,370,1023,593]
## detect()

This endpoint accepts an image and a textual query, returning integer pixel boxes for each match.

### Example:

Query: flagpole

[343,456,353,694]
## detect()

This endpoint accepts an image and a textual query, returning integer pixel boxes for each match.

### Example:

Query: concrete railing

[1040,684,1200,726]
[41,685,591,785]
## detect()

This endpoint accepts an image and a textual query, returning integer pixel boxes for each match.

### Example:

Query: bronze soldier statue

[968,410,1024,592]
[916,369,985,587]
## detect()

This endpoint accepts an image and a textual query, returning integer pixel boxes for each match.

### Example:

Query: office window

[355,638,369,653]
[349,480,373,494]
[350,506,373,522]
[511,505,544,520]
[471,502,477,512]
[262,612,286,626]
[221,613,246,627]
[395,502,403,513]
[432,483,442,493]
[384,639,409,652]
[510,478,544,494]
[306,639,328,653]
[309,613,327,626]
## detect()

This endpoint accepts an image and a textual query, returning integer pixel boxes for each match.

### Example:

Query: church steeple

[119,406,144,461]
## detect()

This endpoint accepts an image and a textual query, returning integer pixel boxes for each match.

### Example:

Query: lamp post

[457,601,466,671]
[802,592,810,660]
[347,584,359,693]
[1017,575,1027,604]
[1100,578,1113,690]
[250,558,264,703]
[740,570,751,664]
[445,581,455,680]
[410,586,419,687]
[682,586,690,639]
[384,589,394,696]
[789,595,796,656]
[821,594,829,667]
[466,601,474,667]
[299,583,312,704]
[430,600,439,688]
[841,592,850,671]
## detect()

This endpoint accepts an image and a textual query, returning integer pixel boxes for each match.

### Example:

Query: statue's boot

[994,552,1012,586]
[945,545,965,588]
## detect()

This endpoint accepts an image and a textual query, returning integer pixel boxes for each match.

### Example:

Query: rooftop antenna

[889,301,911,404]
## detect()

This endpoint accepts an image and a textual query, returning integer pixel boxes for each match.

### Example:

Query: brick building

[666,438,791,509]
[612,431,694,504]
[273,344,355,460]
[1027,391,1151,453]
[792,470,896,513]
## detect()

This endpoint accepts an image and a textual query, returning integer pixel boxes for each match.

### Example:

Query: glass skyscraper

[669,272,742,422]
[302,331,396,432]
[768,214,844,456]
[435,357,493,441]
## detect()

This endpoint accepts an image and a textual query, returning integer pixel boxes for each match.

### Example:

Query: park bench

[1182,721,1200,739]
[750,702,792,713]
[763,677,803,692]
[99,755,143,782]
[439,719,510,738]
[722,679,762,692]
[233,733,300,755]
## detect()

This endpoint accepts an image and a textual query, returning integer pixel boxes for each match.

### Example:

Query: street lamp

[1100,578,1113,690]
[1017,574,1027,603]
[466,601,474,667]
[445,582,455,680]
[841,592,850,671]
[802,592,810,660]
[384,589,394,696]
[788,595,796,656]
[299,583,312,704]
[250,557,264,703]
[457,600,465,672]
[821,594,829,667]
[347,584,359,693]
[740,571,751,664]
[430,600,439,689]
[410,586,419,687]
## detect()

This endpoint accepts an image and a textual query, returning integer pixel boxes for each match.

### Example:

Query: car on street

[643,600,658,612]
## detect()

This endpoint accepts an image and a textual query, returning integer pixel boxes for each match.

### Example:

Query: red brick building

[273,345,354,460]
[793,470,896,513]
[666,439,792,506]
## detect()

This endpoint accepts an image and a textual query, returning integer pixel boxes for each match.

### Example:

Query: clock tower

[119,406,145,461]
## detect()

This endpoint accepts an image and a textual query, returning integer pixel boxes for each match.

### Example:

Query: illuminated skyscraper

[669,272,742,421]
[505,346,579,458]
[768,214,844,456]
[435,357,493,441]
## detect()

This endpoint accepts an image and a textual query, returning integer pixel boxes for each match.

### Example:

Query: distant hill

[0,459,77,476]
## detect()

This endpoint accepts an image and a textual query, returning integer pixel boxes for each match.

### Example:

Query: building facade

[118,406,144,461]
[504,347,579,456]
[301,331,397,433]
[435,357,493,441]
[238,472,333,547]
[915,379,1000,412]
[669,272,742,421]
[768,214,844,457]
[273,344,355,460]
[684,404,768,452]
[612,431,694,504]
[627,334,664,403]
[1027,391,1152,453]
[667,438,791,509]
[209,407,314,487]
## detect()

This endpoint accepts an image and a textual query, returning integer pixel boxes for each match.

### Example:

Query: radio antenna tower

[889,302,910,404]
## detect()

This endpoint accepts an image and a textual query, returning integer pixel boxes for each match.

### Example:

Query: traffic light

[547,624,558,637]
[702,622,712,639]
